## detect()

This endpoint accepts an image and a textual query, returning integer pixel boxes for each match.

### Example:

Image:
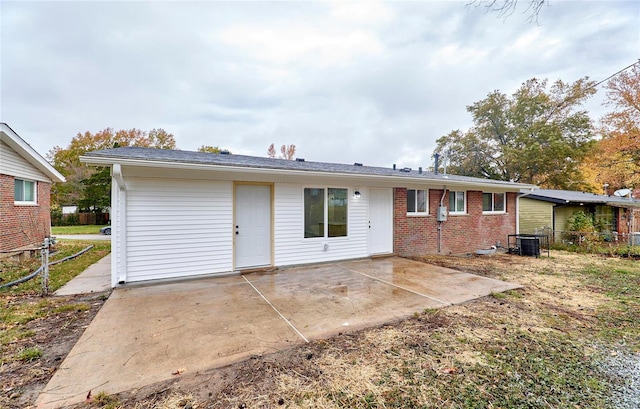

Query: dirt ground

[1,293,107,408]
[2,251,637,409]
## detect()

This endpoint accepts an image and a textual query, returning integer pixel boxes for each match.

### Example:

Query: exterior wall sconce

[354,190,361,199]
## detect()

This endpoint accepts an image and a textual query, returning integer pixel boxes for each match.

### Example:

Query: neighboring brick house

[80,147,533,287]
[0,123,65,252]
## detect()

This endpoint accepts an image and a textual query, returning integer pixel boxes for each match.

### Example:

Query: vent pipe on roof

[419,167,422,174]
[393,164,396,170]
[434,153,440,175]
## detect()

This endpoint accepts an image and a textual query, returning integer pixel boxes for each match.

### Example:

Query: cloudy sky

[1,0,638,169]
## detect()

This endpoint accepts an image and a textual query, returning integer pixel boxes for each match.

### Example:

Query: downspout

[438,186,447,253]
[112,164,127,286]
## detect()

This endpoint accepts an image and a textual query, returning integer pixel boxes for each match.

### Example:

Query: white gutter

[112,164,126,191]
[80,155,536,192]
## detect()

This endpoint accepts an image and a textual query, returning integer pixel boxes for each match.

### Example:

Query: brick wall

[394,188,517,255]
[0,174,52,252]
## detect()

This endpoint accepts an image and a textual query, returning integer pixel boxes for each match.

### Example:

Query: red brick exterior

[0,174,52,252]
[394,188,517,255]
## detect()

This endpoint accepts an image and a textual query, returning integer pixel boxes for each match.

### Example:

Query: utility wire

[593,59,640,88]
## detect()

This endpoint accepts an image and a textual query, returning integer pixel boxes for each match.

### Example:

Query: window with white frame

[14,179,36,204]
[407,189,428,215]
[448,191,466,214]
[304,187,348,238]
[483,192,506,213]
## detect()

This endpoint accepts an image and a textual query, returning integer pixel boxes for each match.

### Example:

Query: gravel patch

[597,345,640,409]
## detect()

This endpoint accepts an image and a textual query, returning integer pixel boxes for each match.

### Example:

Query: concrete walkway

[36,257,520,409]
[54,255,111,296]
[55,234,111,241]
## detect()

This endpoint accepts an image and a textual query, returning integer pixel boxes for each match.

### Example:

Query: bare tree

[267,143,296,160]
[468,0,548,23]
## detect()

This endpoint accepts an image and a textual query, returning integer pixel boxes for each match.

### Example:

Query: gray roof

[83,146,532,188]
[521,188,640,206]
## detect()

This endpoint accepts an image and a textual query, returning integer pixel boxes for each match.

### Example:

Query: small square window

[407,189,428,215]
[14,179,36,204]
[483,192,506,213]
[449,191,465,214]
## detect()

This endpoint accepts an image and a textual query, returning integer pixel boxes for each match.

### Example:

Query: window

[483,192,506,213]
[327,188,348,237]
[407,189,428,215]
[595,205,614,231]
[304,187,348,238]
[14,179,36,203]
[449,191,465,214]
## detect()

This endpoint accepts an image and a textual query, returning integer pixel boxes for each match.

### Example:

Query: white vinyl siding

[274,183,368,266]
[125,178,233,282]
[0,141,50,182]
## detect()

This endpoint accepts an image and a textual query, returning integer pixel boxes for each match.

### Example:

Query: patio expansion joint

[242,275,309,343]
[349,269,452,307]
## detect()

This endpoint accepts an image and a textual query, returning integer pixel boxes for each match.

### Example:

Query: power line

[594,59,640,88]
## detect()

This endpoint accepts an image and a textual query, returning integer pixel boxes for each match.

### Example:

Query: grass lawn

[51,225,109,235]
[0,240,111,358]
[1,240,111,408]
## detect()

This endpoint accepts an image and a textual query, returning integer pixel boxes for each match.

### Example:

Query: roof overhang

[80,155,534,192]
[0,123,65,183]
[606,201,640,209]
[521,194,571,205]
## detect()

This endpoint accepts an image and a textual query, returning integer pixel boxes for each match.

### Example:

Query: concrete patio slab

[37,276,302,409]
[245,262,445,340]
[345,257,521,304]
[36,257,521,409]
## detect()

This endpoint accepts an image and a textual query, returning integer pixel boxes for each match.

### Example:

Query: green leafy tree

[198,145,230,154]
[78,167,111,215]
[48,128,177,212]
[435,77,596,189]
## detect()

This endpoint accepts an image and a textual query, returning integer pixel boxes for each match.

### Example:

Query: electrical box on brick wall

[437,206,448,221]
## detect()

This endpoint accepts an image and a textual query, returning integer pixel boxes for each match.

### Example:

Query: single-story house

[80,147,534,286]
[0,123,65,252]
[518,188,640,240]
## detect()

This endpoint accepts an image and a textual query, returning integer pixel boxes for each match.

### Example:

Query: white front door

[235,185,271,269]
[369,188,393,254]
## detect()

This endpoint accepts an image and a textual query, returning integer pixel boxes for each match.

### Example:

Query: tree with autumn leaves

[48,128,176,215]
[582,64,640,193]
[267,143,296,160]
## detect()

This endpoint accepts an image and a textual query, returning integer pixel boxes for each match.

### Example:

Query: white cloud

[218,25,384,67]
[1,0,638,170]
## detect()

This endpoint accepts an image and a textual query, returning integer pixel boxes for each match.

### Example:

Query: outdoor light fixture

[354,190,361,199]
